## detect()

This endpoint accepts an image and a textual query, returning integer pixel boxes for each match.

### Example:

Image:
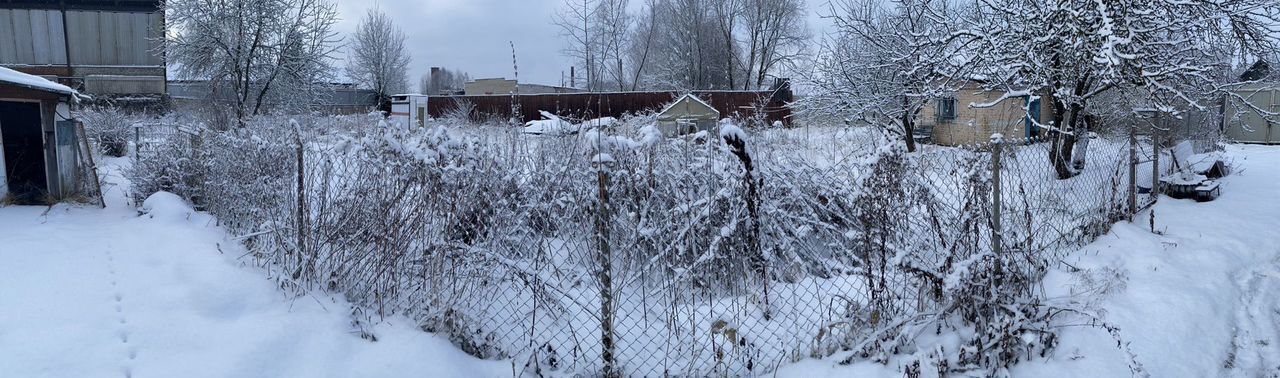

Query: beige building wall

[1224,85,1279,144]
[464,78,517,95]
[920,84,1051,146]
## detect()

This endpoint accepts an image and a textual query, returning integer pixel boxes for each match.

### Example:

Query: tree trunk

[902,96,917,152]
[1049,101,1081,179]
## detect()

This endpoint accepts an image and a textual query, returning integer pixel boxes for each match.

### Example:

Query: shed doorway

[0,101,49,204]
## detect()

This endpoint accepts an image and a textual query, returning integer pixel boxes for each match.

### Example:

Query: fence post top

[990,133,1004,145]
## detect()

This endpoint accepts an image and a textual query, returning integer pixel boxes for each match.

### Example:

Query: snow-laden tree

[167,0,340,128]
[805,0,968,152]
[346,6,412,112]
[970,0,1280,178]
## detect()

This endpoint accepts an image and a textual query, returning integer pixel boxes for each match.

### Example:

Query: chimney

[570,66,576,88]
[428,67,441,94]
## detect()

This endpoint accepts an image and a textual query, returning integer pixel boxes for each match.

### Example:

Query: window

[937,97,957,122]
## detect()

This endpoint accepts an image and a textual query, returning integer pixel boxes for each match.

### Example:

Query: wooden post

[990,134,1003,256]
[594,166,617,378]
[77,122,106,208]
[294,126,308,281]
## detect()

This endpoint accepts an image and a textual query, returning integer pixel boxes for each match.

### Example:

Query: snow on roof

[659,93,719,117]
[0,66,82,99]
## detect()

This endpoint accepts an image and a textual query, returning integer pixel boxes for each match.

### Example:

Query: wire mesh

[123,116,1197,376]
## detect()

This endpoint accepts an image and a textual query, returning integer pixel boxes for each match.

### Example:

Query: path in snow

[0,158,510,378]
[1227,254,1280,376]
[1013,144,1280,377]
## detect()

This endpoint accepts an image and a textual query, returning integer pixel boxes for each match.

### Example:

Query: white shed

[390,94,429,128]
[657,94,720,137]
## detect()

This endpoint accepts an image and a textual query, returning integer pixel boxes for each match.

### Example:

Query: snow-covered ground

[2,144,1278,377]
[0,158,510,378]
[778,144,1280,377]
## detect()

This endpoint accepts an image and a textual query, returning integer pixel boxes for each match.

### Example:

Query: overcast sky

[330,0,833,89]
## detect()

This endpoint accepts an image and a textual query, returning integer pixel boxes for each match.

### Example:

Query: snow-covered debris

[580,117,618,130]
[718,119,749,143]
[523,111,576,135]
[719,120,752,158]
[524,113,619,135]
[140,191,195,220]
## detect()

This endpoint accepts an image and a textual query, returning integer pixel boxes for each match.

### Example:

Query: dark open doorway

[1,101,48,204]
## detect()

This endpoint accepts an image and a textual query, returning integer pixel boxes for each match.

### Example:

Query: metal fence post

[134,125,141,155]
[294,127,308,281]
[1150,116,1161,233]
[1151,120,1161,198]
[990,134,1003,256]
[1128,127,1137,220]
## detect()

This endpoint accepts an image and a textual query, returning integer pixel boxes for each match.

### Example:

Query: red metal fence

[427,90,793,126]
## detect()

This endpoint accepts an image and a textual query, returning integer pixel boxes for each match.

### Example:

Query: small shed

[390,94,429,127]
[0,66,89,205]
[1224,84,1280,144]
[657,94,720,137]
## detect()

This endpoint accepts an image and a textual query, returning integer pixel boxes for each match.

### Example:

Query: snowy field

[0,157,510,378]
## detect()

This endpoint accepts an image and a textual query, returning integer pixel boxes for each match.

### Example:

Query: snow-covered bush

[81,106,136,157]
[126,112,1141,376]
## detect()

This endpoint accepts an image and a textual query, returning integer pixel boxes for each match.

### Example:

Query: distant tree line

[554,0,810,92]
[420,68,471,96]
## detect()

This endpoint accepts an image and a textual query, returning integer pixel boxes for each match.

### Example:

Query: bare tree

[346,6,412,112]
[741,0,809,90]
[626,0,660,91]
[713,0,745,89]
[637,0,735,90]
[596,0,633,91]
[167,0,341,127]
[419,67,471,95]
[555,0,602,91]
[619,0,808,91]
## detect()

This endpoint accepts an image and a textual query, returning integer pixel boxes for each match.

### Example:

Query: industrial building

[0,0,165,97]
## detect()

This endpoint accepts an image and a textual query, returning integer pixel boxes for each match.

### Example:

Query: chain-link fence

[122,115,1214,376]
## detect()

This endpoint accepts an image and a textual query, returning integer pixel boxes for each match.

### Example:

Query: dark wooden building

[0,66,89,204]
